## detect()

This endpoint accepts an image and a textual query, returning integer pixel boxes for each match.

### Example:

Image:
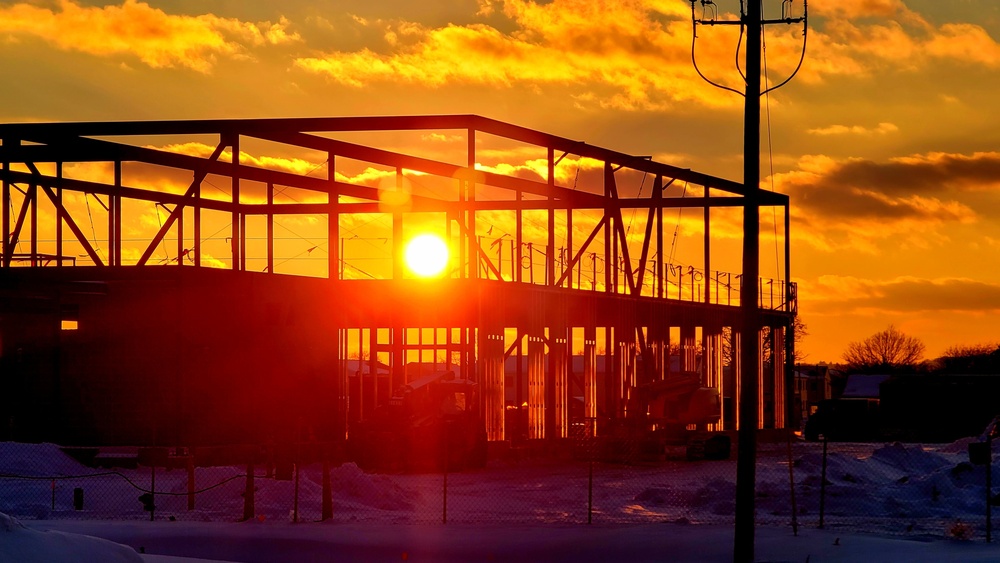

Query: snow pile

[328,463,419,511]
[0,442,92,476]
[0,511,142,563]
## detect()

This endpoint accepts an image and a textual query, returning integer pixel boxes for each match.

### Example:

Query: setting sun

[405,233,449,277]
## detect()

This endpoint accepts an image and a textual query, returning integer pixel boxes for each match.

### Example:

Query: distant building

[793,364,836,429]
[840,374,889,399]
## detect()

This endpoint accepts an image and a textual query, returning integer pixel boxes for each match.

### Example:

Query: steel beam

[136,140,227,267]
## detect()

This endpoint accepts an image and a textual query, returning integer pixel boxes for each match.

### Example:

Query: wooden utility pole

[734,1,762,560]
[688,1,807,561]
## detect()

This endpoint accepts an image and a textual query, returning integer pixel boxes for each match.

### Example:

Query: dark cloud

[777,152,1000,227]
[815,277,1000,314]
[833,154,1000,196]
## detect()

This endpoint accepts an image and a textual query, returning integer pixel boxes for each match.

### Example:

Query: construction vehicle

[599,371,730,462]
[350,367,488,472]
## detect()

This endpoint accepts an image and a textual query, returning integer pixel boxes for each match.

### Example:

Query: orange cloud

[294,0,756,110]
[811,275,1000,314]
[803,13,1000,82]
[808,122,898,136]
[156,143,324,176]
[0,0,300,72]
[809,0,924,23]
[474,154,604,185]
[294,0,1000,108]
[926,23,1000,68]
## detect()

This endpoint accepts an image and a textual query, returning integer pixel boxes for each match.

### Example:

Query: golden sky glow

[2,0,1000,362]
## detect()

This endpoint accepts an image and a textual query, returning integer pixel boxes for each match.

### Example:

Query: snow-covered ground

[3,439,1000,561]
[9,515,1000,562]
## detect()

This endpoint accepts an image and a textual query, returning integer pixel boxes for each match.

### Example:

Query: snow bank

[327,463,419,511]
[0,442,92,476]
[0,511,142,563]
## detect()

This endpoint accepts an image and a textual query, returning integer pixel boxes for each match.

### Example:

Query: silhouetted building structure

[0,116,796,447]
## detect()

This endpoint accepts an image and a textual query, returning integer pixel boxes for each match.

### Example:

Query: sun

[404,234,449,277]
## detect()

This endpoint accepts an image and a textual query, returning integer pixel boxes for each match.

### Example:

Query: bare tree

[940,342,1000,374]
[843,325,926,373]
[724,316,808,367]
[786,316,809,363]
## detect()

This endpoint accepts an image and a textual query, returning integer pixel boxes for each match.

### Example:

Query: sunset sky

[2,0,999,363]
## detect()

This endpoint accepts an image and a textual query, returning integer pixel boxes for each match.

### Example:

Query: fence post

[787,430,798,536]
[588,457,594,525]
[988,432,992,543]
[150,465,156,522]
[321,461,332,521]
[51,480,56,511]
[443,421,450,525]
[242,464,255,521]
[293,462,300,524]
[187,457,195,511]
[819,438,828,529]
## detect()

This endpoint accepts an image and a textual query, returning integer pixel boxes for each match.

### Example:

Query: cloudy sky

[2,0,999,362]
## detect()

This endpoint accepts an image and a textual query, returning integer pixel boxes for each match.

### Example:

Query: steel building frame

[0,115,795,443]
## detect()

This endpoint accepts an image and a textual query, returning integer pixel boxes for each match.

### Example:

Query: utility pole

[735,1,762,559]
[689,2,807,562]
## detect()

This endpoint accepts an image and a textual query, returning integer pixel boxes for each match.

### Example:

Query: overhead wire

[7,187,25,255]
[690,1,745,97]
[83,193,108,264]
[762,0,808,96]
[152,202,170,263]
[667,181,689,267]
[762,5,781,281]
[736,0,747,82]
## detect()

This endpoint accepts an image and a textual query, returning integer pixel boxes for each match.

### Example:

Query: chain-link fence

[1,437,995,541]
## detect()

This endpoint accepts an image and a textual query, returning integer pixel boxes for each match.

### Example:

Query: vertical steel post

[547,146,556,287]
[705,186,711,304]
[178,205,185,265]
[370,328,379,418]
[267,182,274,274]
[1,155,8,265]
[109,162,117,266]
[231,135,240,271]
[656,178,664,299]
[566,208,573,288]
[56,162,63,265]
[29,185,37,266]
[191,169,199,268]
[468,129,477,282]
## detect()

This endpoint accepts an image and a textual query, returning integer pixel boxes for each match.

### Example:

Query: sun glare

[405,234,449,278]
